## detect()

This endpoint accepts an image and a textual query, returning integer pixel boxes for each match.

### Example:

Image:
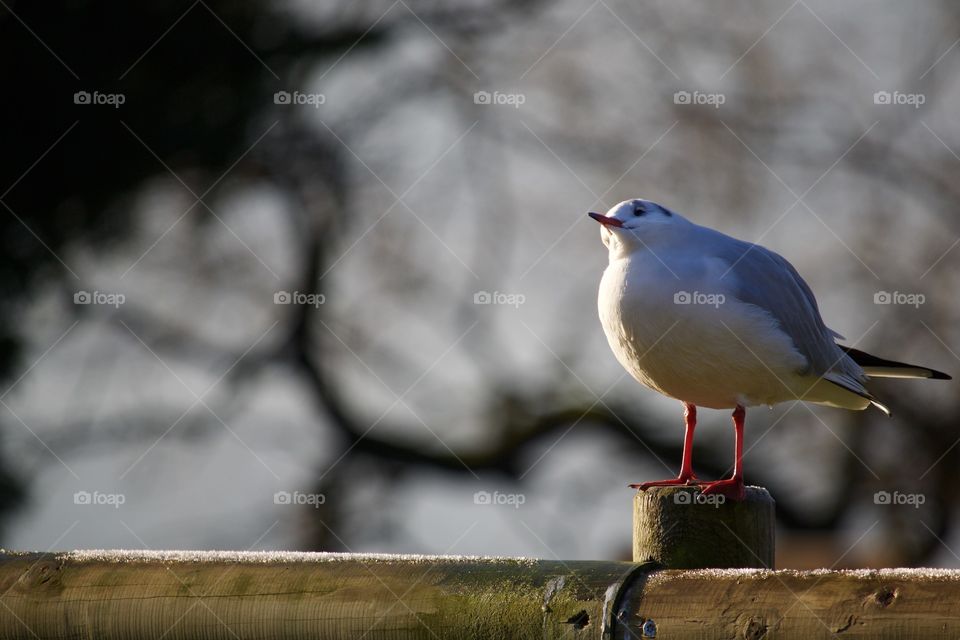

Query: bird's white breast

[598,251,807,409]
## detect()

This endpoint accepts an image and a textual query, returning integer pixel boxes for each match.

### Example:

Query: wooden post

[632,485,775,569]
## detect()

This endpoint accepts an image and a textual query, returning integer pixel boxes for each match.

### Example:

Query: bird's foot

[698,477,745,501]
[629,474,703,490]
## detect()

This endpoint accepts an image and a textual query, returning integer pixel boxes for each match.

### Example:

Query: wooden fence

[1,486,956,639]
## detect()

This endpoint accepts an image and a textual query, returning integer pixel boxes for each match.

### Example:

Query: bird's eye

[633,204,646,216]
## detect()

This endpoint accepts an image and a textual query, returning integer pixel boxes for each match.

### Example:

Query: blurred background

[0,0,958,568]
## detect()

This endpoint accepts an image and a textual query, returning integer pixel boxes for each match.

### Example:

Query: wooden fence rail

[2,486,957,639]
[2,550,960,639]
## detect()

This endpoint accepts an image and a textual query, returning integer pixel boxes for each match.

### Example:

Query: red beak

[588,212,624,227]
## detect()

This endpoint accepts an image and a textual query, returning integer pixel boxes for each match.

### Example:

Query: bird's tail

[820,373,892,416]
[840,346,952,380]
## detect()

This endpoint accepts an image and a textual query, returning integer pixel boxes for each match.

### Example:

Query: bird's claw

[629,475,703,490]
[698,478,745,501]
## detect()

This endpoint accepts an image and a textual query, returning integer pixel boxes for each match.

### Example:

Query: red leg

[700,405,746,501]
[629,403,704,489]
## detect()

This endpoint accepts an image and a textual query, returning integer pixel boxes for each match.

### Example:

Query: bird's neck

[606,233,665,262]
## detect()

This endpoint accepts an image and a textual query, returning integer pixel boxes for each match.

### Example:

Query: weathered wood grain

[633,485,775,569]
[1,551,959,639]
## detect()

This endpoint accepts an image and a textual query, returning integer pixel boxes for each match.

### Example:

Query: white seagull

[589,199,951,500]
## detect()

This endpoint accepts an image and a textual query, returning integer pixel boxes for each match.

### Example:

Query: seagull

[589,199,951,500]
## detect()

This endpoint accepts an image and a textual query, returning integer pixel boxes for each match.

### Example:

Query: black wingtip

[840,346,952,381]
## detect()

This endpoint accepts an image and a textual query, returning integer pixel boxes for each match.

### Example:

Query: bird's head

[588,199,681,256]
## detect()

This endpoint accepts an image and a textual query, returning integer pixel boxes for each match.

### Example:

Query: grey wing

[717,238,863,384]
